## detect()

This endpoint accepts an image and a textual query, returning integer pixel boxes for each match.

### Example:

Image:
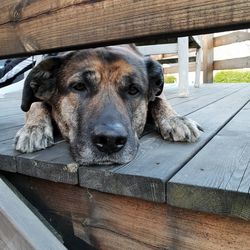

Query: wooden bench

[0,1,250,249]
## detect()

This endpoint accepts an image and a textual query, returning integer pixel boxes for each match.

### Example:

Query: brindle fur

[15,45,202,165]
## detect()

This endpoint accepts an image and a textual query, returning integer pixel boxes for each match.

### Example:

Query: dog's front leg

[149,94,202,142]
[15,102,54,153]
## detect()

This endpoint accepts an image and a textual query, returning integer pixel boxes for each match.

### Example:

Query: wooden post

[178,37,189,97]
[202,34,214,83]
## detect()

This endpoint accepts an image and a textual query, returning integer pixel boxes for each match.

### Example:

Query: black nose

[92,123,128,154]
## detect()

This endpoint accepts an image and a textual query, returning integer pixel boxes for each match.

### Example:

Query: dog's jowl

[15,45,202,165]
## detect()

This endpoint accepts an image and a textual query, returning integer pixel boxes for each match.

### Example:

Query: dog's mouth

[71,138,139,167]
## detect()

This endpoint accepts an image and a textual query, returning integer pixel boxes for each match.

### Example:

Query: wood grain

[16,141,79,184]
[1,84,250,202]
[0,139,20,173]
[168,102,250,220]
[5,173,250,250]
[214,31,250,47]
[214,56,250,70]
[0,0,250,58]
[202,34,214,83]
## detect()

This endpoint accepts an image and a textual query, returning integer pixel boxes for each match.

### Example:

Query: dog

[15,44,202,165]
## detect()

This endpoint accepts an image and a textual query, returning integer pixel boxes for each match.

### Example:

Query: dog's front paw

[15,124,54,153]
[157,116,203,142]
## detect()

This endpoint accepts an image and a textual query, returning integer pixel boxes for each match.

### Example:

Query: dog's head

[21,45,164,165]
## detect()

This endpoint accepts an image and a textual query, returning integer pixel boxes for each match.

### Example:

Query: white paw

[158,116,203,142]
[15,124,54,153]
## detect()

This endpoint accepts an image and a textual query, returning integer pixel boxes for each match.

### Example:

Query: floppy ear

[145,57,164,102]
[21,56,62,112]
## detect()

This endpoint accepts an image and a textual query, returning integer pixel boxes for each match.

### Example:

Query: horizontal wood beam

[5,173,250,250]
[164,62,198,74]
[159,56,196,64]
[214,56,250,70]
[138,44,178,56]
[0,0,250,58]
[165,56,250,74]
[214,31,250,47]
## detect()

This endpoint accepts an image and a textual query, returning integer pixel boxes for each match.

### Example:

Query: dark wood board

[168,101,250,220]
[0,0,250,58]
[0,139,20,172]
[5,173,250,250]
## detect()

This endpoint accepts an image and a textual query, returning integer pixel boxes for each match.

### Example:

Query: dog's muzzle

[91,123,128,154]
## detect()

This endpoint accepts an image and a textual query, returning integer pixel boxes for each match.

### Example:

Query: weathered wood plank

[5,173,250,250]
[78,86,250,202]
[16,142,79,184]
[1,84,250,199]
[168,83,247,106]
[177,37,189,97]
[138,44,178,56]
[203,34,214,83]
[214,56,250,70]
[168,102,250,220]
[214,31,250,47]
[0,114,24,130]
[0,125,22,142]
[0,139,20,172]
[164,62,198,74]
[0,0,250,58]
[0,175,66,250]
[159,56,196,64]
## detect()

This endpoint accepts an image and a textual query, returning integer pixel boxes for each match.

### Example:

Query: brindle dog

[15,45,202,165]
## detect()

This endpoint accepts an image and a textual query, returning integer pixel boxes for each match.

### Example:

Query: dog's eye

[71,82,86,92]
[127,85,139,96]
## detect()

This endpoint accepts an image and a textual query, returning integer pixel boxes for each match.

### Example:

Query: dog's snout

[92,123,128,154]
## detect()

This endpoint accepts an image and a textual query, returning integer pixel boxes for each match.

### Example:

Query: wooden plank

[78,86,250,202]
[0,175,66,250]
[0,140,20,173]
[0,114,24,130]
[0,125,23,142]
[203,34,214,83]
[138,44,178,56]
[172,84,248,115]
[163,62,203,74]
[16,141,79,184]
[0,84,249,198]
[158,56,196,64]
[0,0,250,58]
[169,83,247,107]
[214,56,250,70]
[165,83,246,105]
[164,62,198,74]
[0,109,23,118]
[5,173,250,250]
[177,37,189,97]
[168,101,250,220]
[214,31,250,47]
[194,48,202,87]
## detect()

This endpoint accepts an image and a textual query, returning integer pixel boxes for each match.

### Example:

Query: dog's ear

[145,57,164,102]
[21,56,63,112]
